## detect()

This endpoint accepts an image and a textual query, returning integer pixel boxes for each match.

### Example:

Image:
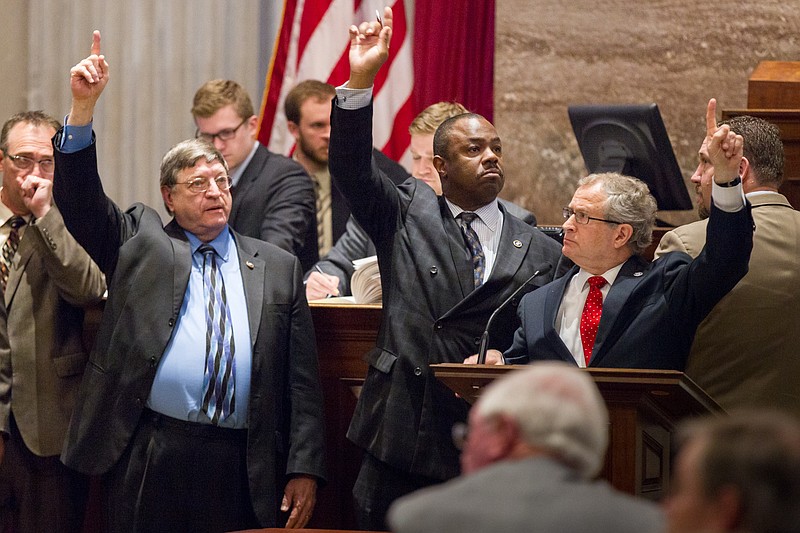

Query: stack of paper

[351,255,382,304]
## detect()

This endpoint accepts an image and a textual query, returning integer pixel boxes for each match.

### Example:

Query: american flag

[257,0,415,167]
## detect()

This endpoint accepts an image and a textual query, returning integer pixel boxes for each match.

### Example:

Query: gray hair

[578,173,656,256]
[476,362,609,479]
[160,138,228,189]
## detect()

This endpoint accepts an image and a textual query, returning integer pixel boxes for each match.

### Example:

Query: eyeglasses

[452,422,469,451]
[562,207,622,225]
[5,153,55,174]
[176,175,232,194]
[195,118,248,143]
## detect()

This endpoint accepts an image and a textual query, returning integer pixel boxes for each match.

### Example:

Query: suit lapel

[590,256,647,365]
[4,233,34,308]
[544,267,579,362]
[233,234,264,348]
[440,198,474,299]
[164,220,193,320]
[230,145,266,222]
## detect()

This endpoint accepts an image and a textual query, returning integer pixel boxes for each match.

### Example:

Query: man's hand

[305,271,341,300]
[705,98,744,184]
[20,176,53,219]
[463,349,505,365]
[282,474,318,528]
[68,30,109,125]
[347,6,393,89]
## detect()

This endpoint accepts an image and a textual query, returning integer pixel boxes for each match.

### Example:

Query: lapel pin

[245,261,255,270]
[513,239,523,248]
[634,271,643,277]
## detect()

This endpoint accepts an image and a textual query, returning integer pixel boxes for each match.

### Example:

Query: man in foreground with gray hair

[387,362,663,533]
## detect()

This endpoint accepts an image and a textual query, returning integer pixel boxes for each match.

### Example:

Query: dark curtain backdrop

[413,0,495,121]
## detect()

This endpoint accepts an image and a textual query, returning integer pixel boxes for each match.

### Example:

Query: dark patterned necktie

[459,212,485,288]
[0,216,25,295]
[580,275,607,366]
[198,244,236,424]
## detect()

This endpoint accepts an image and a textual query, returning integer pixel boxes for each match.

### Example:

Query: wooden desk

[433,364,722,500]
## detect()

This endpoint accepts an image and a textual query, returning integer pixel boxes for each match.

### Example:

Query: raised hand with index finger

[68,30,109,125]
[704,98,744,185]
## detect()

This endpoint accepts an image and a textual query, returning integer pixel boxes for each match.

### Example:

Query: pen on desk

[314,265,334,298]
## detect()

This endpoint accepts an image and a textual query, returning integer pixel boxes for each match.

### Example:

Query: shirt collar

[185,227,234,263]
[230,142,259,187]
[444,197,501,231]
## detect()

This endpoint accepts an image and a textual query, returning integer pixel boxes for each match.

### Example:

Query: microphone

[476,264,552,364]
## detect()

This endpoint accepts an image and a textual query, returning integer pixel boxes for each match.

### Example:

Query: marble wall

[495,0,800,225]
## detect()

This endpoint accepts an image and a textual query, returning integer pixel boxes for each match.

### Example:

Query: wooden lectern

[432,364,723,501]
[723,61,800,208]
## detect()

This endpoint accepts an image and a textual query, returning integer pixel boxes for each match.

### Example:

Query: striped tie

[0,216,25,295]
[198,244,236,425]
[459,212,485,288]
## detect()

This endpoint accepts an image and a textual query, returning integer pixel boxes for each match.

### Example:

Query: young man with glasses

[191,79,318,271]
[480,100,754,371]
[0,111,105,533]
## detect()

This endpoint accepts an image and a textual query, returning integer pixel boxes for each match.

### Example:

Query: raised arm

[68,30,109,126]
[347,6,393,89]
[705,98,743,186]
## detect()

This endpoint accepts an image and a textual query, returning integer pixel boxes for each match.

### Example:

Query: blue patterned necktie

[459,212,485,288]
[0,216,25,295]
[198,244,236,425]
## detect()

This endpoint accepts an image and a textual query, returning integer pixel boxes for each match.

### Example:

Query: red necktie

[580,276,607,366]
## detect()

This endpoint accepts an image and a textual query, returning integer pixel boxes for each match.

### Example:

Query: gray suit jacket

[315,199,537,295]
[1,206,105,457]
[329,102,562,480]
[52,138,326,526]
[387,457,664,533]
[655,192,800,416]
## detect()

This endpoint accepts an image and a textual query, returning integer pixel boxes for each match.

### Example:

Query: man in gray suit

[654,114,800,417]
[329,9,562,529]
[53,32,325,531]
[387,362,664,533]
[0,110,105,532]
[306,101,540,300]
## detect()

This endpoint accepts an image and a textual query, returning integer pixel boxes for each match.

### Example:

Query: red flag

[257,0,415,167]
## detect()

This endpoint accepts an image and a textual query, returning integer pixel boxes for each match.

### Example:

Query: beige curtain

[4,0,263,220]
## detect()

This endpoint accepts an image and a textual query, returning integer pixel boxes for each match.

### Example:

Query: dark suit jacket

[504,203,753,370]
[230,143,317,272]
[52,138,326,527]
[329,102,563,480]
[316,200,538,295]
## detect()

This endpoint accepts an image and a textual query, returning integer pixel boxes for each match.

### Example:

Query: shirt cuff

[60,118,94,153]
[711,180,745,213]
[335,85,373,110]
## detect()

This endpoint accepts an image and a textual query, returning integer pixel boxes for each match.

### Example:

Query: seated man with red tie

[475,99,753,371]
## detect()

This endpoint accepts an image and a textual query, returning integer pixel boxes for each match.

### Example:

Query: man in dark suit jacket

[329,10,563,529]
[53,33,325,531]
[192,79,318,271]
[306,101,540,299]
[491,99,753,372]
[284,79,409,266]
[388,363,664,533]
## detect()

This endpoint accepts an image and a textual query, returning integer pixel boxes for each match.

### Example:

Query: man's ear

[287,121,300,141]
[613,223,634,250]
[160,185,175,216]
[739,156,752,182]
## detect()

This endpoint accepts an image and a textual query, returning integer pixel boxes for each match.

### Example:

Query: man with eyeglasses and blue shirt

[0,110,105,533]
[191,79,318,272]
[475,99,754,372]
[51,32,325,532]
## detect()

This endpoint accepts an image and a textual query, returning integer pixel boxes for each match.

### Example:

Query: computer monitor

[568,103,692,211]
